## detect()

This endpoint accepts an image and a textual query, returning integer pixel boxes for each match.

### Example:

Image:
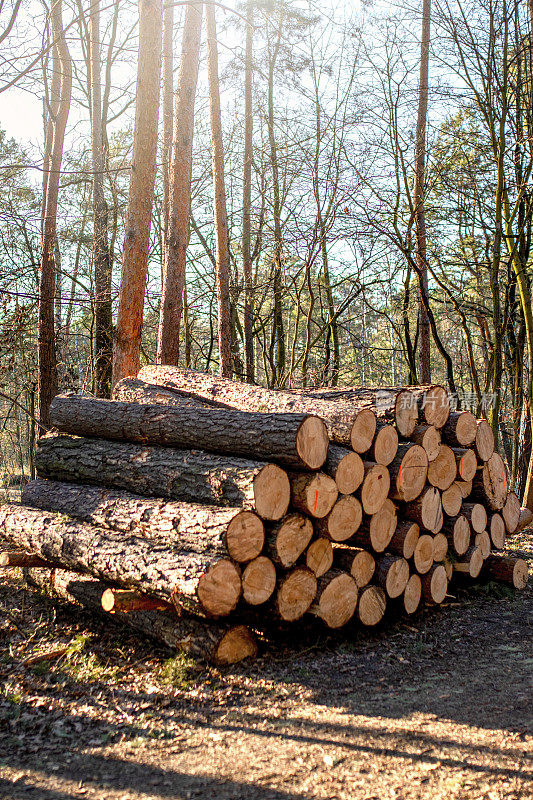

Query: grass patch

[29,634,118,683]
[160,651,201,689]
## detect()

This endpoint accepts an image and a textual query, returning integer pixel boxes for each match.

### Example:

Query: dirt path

[1,535,532,800]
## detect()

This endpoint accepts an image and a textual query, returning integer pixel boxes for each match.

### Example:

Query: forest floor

[0,529,531,800]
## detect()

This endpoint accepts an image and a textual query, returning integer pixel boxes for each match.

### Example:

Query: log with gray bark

[0,504,243,618]
[19,567,257,664]
[22,479,265,563]
[35,433,290,521]
[50,394,329,472]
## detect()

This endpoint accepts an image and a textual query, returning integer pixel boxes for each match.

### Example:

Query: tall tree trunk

[267,11,285,386]
[38,0,72,428]
[206,2,232,377]
[242,0,254,383]
[414,0,431,384]
[157,2,203,366]
[90,0,113,397]
[161,1,174,244]
[112,0,163,386]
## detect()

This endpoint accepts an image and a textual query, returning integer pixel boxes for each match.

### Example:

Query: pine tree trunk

[38,0,71,427]
[157,2,203,365]
[112,0,163,386]
[242,0,254,383]
[206,3,232,377]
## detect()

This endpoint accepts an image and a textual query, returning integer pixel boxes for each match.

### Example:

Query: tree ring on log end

[197,559,242,616]
[253,464,290,520]
[350,409,377,453]
[295,416,329,470]
[318,573,358,628]
[242,556,277,605]
[306,538,333,577]
[276,568,317,621]
[225,511,264,563]
[214,625,258,665]
[403,573,421,614]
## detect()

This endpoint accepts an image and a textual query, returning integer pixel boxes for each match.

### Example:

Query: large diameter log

[441,484,462,517]
[289,472,338,518]
[22,480,265,564]
[472,452,508,510]
[442,514,471,555]
[388,444,428,502]
[0,504,242,618]
[310,570,358,628]
[402,487,442,533]
[432,532,448,562]
[387,521,419,559]
[367,422,398,466]
[242,557,277,605]
[484,554,529,589]
[487,513,506,549]
[375,554,409,598]
[502,492,520,534]
[454,545,484,579]
[351,499,397,552]
[136,365,379,449]
[21,568,257,665]
[275,567,317,621]
[35,434,290,521]
[114,377,215,407]
[138,365,418,440]
[421,564,448,603]
[360,463,390,514]
[356,585,386,626]
[403,573,422,614]
[408,424,441,462]
[333,546,375,588]
[50,394,329,472]
[474,420,495,462]
[409,385,450,428]
[314,495,362,542]
[442,411,477,447]
[461,502,487,534]
[412,534,434,574]
[324,446,364,494]
[305,538,333,577]
[266,514,313,568]
[452,448,477,482]
[0,550,56,568]
[427,445,456,491]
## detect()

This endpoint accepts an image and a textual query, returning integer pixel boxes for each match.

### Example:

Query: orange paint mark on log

[398,465,403,486]
[460,457,464,478]
[314,490,319,514]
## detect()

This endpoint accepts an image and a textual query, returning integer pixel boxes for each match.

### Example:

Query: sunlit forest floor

[0,532,531,800]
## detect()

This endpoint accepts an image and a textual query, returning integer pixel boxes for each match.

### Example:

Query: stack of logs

[0,366,529,666]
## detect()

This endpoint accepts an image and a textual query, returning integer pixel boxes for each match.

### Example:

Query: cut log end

[455,546,483,578]
[395,390,418,437]
[357,585,386,626]
[271,513,313,568]
[403,573,422,614]
[197,559,242,617]
[214,625,258,665]
[421,386,450,428]
[502,492,520,534]
[446,514,471,556]
[488,513,506,549]
[463,502,488,534]
[366,498,398,552]
[455,448,477,482]
[276,568,317,621]
[350,549,375,588]
[428,445,457,491]
[296,415,329,470]
[422,564,447,603]
[361,463,390,514]
[432,533,448,562]
[372,424,399,466]
[377,555,409,598]
[242,556,277,605]
[331,450,364,495]
[350,408,377,453]
[225,511,265,563]
[253,464,291,521]
[410,424,441,462]
[305,537,333,577]
[473,453,507,511]
[388,520,419,559]
[474,531,491,559]
[290,472,338,519]
[315,572,358,628]
[317,495,362,542]
[441,484,462,517]
[485,554,529,589]
[390,445,428,502]
[443,411,477,447]
[475,419,495,462]
[413,534,434,575]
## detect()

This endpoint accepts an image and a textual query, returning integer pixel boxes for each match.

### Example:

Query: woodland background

[1,0,532,501]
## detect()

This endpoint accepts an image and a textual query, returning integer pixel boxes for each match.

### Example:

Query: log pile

[1,367,529,666]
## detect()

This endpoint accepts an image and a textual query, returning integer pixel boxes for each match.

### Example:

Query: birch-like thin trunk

[38,0,72,428]
[161,1,174,242]
[413,0,431,384]
[205,3,232,377]
[157,2,203,365]
[242,0,254,383]
[112,0,163,386]
[90,0,113,397]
